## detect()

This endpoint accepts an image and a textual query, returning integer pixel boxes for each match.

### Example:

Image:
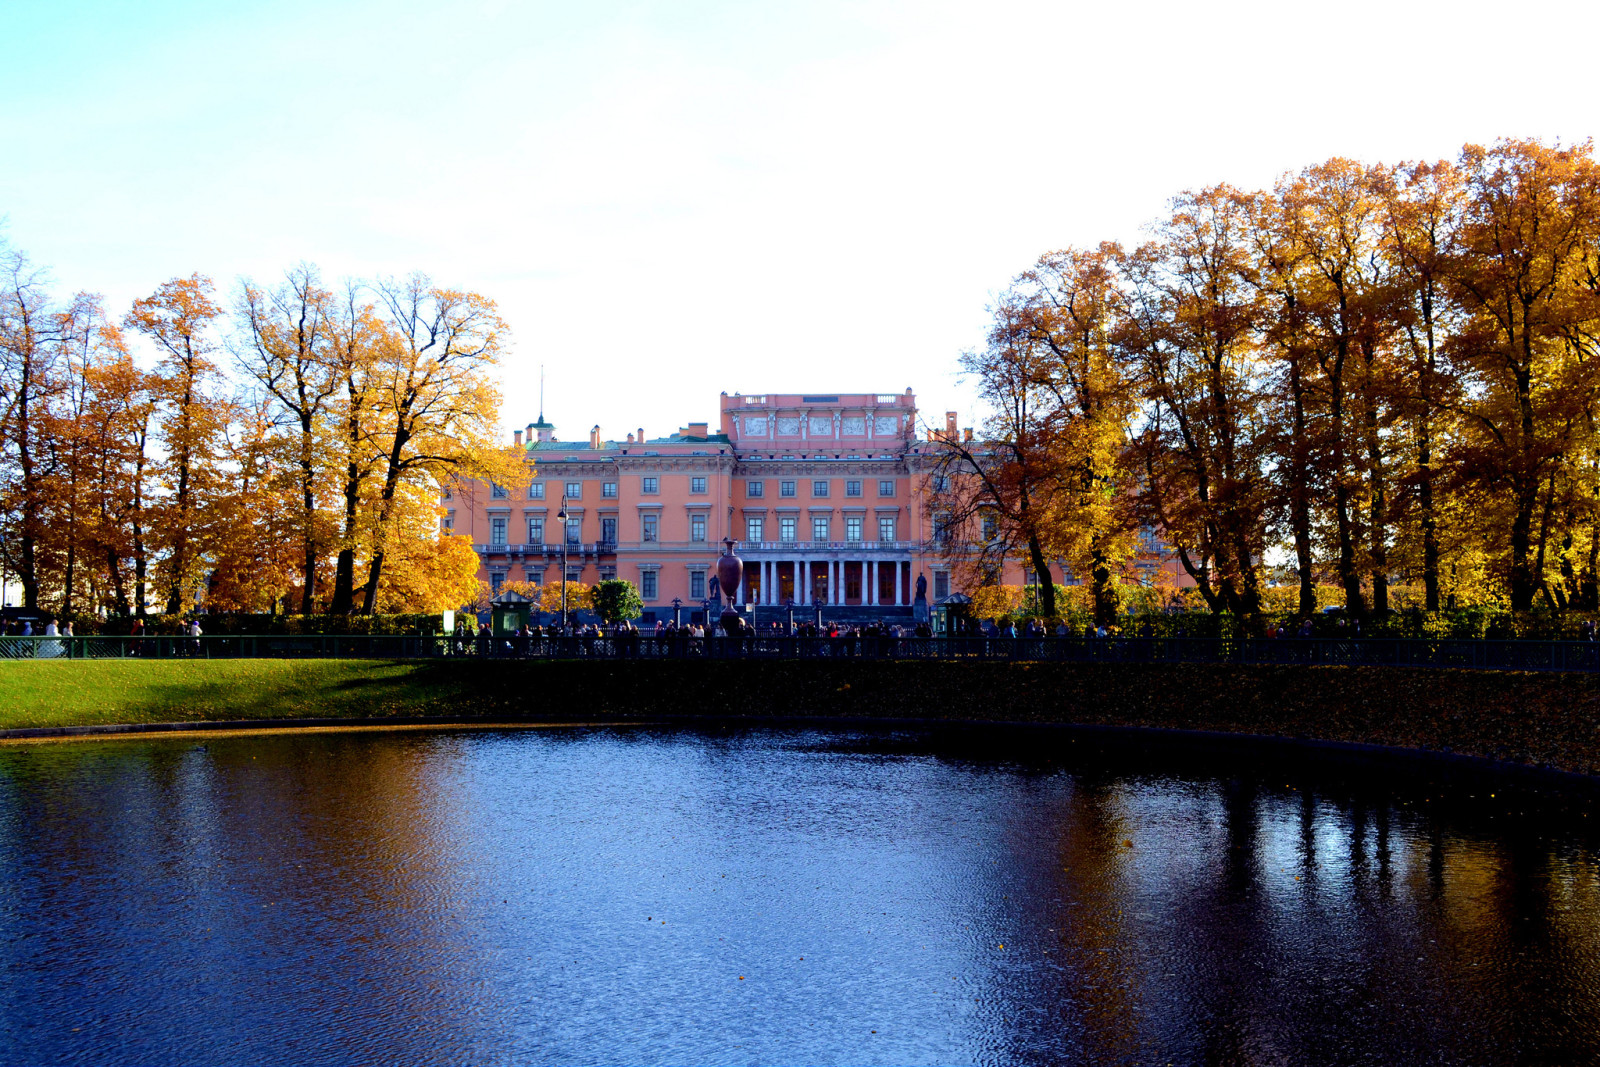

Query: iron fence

[1,634,1598,672]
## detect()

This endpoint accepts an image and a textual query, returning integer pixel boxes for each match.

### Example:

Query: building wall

[450,389,1191,619]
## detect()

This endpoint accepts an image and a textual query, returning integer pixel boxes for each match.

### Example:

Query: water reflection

[1,725,1597,1065]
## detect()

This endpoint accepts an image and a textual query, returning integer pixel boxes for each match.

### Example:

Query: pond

[1,724,1597,1066]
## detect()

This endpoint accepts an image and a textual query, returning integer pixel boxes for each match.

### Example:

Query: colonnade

[746,558,908,607]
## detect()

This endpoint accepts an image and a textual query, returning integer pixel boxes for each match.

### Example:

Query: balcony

[476,541,615,559]
[738,540,919,554]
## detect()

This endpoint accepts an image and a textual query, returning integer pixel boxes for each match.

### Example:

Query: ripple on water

[0,724,1598,1066]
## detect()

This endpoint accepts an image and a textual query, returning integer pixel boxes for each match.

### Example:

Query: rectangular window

[691,514,706,542]
[878,516,895,542]
[442,486,452,500]
[981,512,998,541]
[691,476,707,494]
[490,517,507,545]
[442,512,454,530]
[780,480,796,497]
[846,517,862,541]
[528,481,544,499]
[933,512,951,544]
[524,569,541,585]
[642,476,659,494]
[600,516,616,543]
[602,482,617,498]
[527,518,544,544]
[845,480,862,497]
[812,517,829,542]
[812,480,829,497]
[690,571,706,599]
[934,571,950,600]
[642,513,658,542]
[566,568,583,584]
[747,480,764,498]
[565,481,581,500]
[565,518,581,544]
[641,571,658,599]
[780,517,797,542]
[878,479,894,497]
[490,572,505,595]
[747,517,764,542]
[932,474,950,492]
[599,566,616,582]
[491,483,509,499]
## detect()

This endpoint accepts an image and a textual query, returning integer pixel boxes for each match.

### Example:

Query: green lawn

[0,659,479,730]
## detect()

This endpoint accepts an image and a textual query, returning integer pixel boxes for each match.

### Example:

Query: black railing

[2,634,1599,672]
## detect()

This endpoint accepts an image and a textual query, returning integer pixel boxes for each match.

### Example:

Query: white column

[868,560,877,606]
[892,561,901,606]
[831,560,841,605]
[800,559,809,604]
[766,560,774,605]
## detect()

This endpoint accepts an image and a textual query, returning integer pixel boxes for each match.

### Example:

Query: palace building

[445,389,1184,622]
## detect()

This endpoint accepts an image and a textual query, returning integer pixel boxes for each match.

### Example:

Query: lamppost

[557,495,569,630]
[671,597,682,629]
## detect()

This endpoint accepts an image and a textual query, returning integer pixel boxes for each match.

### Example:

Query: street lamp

[671,597,682,629]
[557,496,569,630]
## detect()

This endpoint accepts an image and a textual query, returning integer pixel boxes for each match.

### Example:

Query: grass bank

[2,659,1597,777]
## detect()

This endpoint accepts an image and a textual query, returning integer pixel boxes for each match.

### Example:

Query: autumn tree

[126,275,233,615]
[236,264,339,613]
[359,274,525,614]
[1123,187,1271,615]
[1444,140,1600,611]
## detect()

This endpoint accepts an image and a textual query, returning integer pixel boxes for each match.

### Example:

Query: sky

[3,0,1597,441]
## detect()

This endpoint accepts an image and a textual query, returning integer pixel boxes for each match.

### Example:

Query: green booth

[490,589,537,635]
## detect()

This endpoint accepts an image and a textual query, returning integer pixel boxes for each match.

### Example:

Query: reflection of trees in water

[0,735,502,1064]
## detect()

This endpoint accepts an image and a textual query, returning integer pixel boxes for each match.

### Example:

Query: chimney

[513,429,523,447]
[590,425,602,449]
[688,421,708,437]
[963,427,973,443]
[626,432,635,444]
[525,422,534,439]
[637,427,644,444]
[945,411,958,440]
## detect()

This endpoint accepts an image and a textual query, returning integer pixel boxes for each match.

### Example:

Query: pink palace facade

[445,389,1185,623]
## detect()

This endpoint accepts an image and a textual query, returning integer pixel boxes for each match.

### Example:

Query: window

[933,511,951,544]
[442,486,452,500]
[566,568,583,584]
[934,571,950,600]
[642,513,659,542]
[602,482,617,498]
[932,474,950,492]
[846,517,862,541]
[528,482,544,499]
[878,516,896,542]
[491,483,509,499]
[981,512,999,541]
[747,480,764,498]
[600,516,616,543]
[490,572,505,596]
[527,517,544,544]
[565,481,581,499]
[565,518,581,544]
[747,517,764,542]
[642,476,659,494]
[812,480,829,497]
[442,511,454,530]
[490,517,507,545]
[599,566,616,582]
[780,480,796,497]
[691,514,706,542]
[524,568,541,584]
[690,571,706,599]
[878,479,894,497]
[780,517,797,542]
[691,476,707,494]
[812,517,829,542]
[641,571,658,599]
[845,480,862,497]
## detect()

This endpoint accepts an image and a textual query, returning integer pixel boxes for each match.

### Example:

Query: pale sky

[4,0,1596,441]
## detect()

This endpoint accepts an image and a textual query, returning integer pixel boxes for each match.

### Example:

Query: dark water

[2,725,1598,1066]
